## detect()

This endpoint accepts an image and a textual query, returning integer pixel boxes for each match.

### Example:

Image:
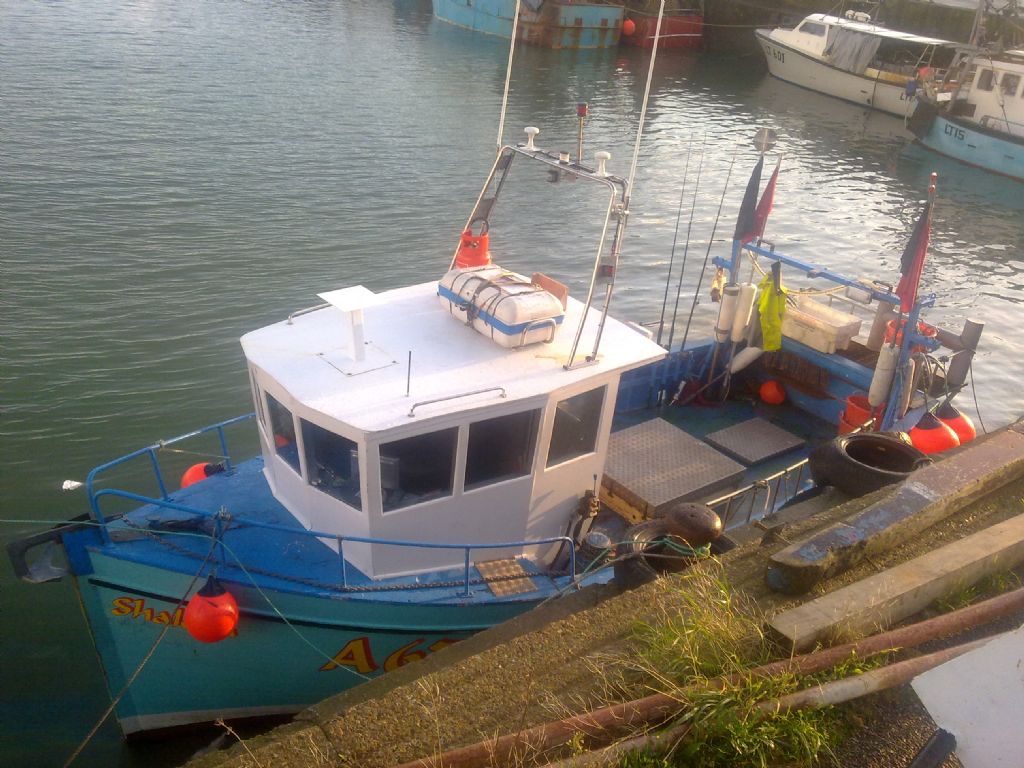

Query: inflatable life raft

[438,265,566,349]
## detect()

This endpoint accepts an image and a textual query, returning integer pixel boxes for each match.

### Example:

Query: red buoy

[184,576,239,643]
[936,401,976,445]
[180,462,224,489]
[759,380,786,405]
[908,411,960,454]
[622,18,636,36]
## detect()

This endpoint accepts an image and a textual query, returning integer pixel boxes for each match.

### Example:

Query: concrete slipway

[186,421,1024,768]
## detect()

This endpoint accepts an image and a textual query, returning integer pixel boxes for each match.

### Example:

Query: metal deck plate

[604,419,745,510]
[705,418,804,466]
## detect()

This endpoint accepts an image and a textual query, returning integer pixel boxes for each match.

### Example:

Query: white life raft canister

[438,265,566,349]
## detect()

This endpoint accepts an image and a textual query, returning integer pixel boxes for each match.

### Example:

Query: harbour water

[2,1,1022,765]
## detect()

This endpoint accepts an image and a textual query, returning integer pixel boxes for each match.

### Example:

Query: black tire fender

[808,433,931,497]
[613,520,706,590]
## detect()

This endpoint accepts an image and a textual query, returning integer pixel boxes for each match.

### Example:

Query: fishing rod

[666,133,706,352]
[656,134,693,347]
[679,150,737,353]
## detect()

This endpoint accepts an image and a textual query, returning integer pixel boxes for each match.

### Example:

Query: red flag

[895,199,933,313]
[732,156,763,245]
[752,158,780,242]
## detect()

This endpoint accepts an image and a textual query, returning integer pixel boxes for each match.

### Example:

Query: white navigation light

[595,150,610,177]
[524,126,539,150]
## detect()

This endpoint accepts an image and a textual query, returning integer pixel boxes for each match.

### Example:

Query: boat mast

[567,0,667,367]
[496,0,522,152]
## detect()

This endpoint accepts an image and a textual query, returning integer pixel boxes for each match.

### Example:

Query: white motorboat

[756,11,958,117]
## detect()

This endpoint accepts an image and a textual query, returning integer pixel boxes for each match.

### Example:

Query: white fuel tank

[438,265,566,349]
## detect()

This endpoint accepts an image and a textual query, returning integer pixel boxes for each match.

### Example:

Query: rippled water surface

[3,1,1023,765]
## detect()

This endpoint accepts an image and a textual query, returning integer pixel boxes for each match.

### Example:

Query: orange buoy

[184,576,239,643]
[455,227,491,269]
[908,411,960,454]
[622,18,636,36]
[759,380,786,405]
[936,401,976,444]
[180,462,223,489]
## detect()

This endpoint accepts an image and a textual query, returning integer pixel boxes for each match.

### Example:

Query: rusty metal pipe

[393,586,1024,768]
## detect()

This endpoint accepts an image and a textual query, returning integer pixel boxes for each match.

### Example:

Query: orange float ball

[622,18,636,36]
[908,412,960,455]
[180,462,210,489]
[184,577,239,643]
[759,380,786,405]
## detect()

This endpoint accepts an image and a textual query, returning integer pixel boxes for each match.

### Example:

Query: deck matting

[704,417,803,466]
[604,419,745,510]
[475,558,537,597]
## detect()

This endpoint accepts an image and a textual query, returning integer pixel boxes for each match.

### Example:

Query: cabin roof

[805,13,954,47]
[241,278,666,433]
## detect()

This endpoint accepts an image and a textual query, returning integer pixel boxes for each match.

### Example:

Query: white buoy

[730,346,764,373]
[62,480,84,491]
[868,343,899,407]
[730,283,757,343]
[897,357,917,418]
[715,284,740,343]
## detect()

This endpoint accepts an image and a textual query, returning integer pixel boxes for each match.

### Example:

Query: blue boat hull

[66,522,544,734]
[909,101,1024,182]
[432,0,623,49]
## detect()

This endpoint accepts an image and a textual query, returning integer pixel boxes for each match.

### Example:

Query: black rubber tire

[613,520,700,590]
[808,433,931,497]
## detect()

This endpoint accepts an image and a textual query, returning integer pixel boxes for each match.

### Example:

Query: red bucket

[844,394,873,429]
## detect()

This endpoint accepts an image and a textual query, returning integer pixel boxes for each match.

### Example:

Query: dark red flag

[752,158,780,242]
[895,199,933,313]
[732,156,764,245]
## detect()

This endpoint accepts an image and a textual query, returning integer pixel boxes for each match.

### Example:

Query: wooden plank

[769,512,1024,653]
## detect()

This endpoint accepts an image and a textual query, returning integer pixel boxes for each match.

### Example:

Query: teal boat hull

[70,529,542,734]
[432,0,623,49]
[909,100,1024,182]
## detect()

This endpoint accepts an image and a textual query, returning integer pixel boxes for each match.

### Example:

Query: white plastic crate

[781,297,862,354]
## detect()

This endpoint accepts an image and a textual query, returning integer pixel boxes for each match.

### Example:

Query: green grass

[616,564,882,768]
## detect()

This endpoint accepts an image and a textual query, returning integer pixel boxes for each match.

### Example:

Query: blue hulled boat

[909,47,1024,181]
[8,43,987,738]
[432,0,624,49]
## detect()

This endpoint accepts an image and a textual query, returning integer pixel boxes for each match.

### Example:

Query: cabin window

[547,387,605,467]
[266,394,300,473]
[466,410,541,490]
[798,22,826,37]
[1002,73,1020,96]
[380,428,458,512]
[301,420,361,509]
[977,68,995,91]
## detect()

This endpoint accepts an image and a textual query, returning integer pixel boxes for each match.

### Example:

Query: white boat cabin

[241,278,665,579]
[945,49,1024,137]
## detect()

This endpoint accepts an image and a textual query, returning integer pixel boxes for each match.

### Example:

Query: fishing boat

[6,17,986,743]
[7,135,986,740]
[908,46,1024,181]
[620,0,702,50]
[431,0,625,49]
[755,11,958,117]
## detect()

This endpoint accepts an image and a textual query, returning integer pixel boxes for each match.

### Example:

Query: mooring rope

[63,538,218,768]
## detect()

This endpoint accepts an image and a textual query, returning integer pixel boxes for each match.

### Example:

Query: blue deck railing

[85,413,256,524]
[84,415,578,595]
